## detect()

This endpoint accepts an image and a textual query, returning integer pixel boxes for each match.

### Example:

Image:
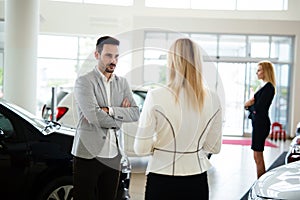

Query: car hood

[251,161,300,200]
[56,126,75,137]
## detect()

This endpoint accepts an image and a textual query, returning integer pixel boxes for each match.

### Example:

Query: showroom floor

[128,137,291,200]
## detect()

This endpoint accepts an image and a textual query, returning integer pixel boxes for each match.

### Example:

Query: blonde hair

[167,38,206,111]
[258,60,276,89]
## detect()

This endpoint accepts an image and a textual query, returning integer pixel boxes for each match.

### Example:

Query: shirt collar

[95,66,114,83]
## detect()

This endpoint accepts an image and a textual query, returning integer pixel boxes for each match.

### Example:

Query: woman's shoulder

[205,89,219,100]
[264,82,275,91]
[146,87,176,104]
[204,89,221,108]
[148,86,172,95]
[266,82,274,87]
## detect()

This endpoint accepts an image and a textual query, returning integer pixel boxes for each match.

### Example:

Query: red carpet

[222,138,277,148]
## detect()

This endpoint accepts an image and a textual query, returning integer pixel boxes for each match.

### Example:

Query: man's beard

[105,64,116,73]
[105,68,114,73]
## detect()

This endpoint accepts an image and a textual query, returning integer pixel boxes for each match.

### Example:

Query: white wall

[0,0,299,136]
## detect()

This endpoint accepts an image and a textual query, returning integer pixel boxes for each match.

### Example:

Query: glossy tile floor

[128,137,291,200]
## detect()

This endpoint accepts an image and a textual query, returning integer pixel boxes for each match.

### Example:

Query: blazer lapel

[93,68,108,105]
[110,76,122,107]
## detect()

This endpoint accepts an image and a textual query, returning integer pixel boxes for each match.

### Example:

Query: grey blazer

[71,68,140,159]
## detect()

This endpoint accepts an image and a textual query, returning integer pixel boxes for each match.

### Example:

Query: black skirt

[251,117,271,152]
[145,172,208,200]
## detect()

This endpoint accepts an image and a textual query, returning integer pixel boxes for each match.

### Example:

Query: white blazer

[134,87,222,176]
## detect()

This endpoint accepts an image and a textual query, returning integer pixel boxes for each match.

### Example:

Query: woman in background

[245,60,276,178]
[134,38,223,200]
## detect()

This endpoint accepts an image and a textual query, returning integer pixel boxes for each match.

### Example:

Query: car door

[0,106,30,199]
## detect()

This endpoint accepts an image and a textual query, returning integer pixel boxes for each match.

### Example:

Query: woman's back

[135,86,222,175]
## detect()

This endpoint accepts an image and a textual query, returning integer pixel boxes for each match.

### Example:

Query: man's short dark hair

[96,36,120,54]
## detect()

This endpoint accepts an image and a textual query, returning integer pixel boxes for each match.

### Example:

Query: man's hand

[122,98,131,107]
[101,107,109,114]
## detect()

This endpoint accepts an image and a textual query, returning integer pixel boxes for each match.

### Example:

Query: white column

[4,0,39,114]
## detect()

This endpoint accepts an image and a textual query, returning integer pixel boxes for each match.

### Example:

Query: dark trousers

[73,156,121,200]
[145,172,209,200]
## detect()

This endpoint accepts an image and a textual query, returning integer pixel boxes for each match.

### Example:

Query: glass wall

[51,0,288,10]
[143,31,294,136]
[50,0,133,6]
[36,34,132,112]
[145,0,288,10]
[37,35,85,110]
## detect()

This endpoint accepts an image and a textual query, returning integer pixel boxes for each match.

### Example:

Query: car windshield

[1,100,60,134]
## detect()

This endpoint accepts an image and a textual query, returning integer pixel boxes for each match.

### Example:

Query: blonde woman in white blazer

[134,38,223,200]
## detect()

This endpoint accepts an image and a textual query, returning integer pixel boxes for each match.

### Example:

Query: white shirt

[96,67,118,158]
[134,87,223,176]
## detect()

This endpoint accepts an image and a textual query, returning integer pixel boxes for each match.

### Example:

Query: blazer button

[102,136,106,139]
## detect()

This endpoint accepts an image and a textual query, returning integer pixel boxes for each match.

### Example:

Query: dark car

[0,99,74,199]
[0,99,130,200]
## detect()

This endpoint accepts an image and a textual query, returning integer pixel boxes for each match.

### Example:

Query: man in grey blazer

[72,36,140,200]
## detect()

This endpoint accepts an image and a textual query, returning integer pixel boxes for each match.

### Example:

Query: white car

[41,88,149,172]
[248,160,300,200]
[56,89,146,127]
